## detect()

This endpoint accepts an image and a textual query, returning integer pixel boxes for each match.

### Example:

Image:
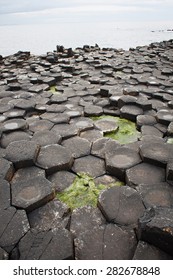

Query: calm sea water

[0,21,173,56]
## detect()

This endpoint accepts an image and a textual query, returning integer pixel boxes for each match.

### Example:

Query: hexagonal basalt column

[11,176,55,212]
[5,140,40,169]
[105,147,141,181]
[36,144,74,175]
[0,158,14,181]
[98,185,145,226]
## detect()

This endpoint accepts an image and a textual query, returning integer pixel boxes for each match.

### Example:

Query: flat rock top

[1,41,173,259]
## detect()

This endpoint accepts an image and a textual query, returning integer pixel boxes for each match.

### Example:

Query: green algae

[57,173,123,209]
[49,86,62,94]
[167,138,173,144]
[91,115,140,144]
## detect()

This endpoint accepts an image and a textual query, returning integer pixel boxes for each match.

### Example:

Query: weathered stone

[120,105,143,121]
[28,119,53,132]
[84,105,103,116]
[18,228,73,260]
[98,185,145,226]
[0,118,28,132]
[0,131,31,148]
[75,224,137,260]
[11,166,45,184]
[80,129,103,142]
[70,206,105,237]
[133,241,172,260]
[11,176,55,212]
[15,99,36,110]
[36,144,74,175]
[117,95,137,108]
[105,147,141,181]
[138,207,173,256]
[91,137,111,159]
[32,130,61,146]
[5,140,40,169]
[126,163,166,186]
[28,199,70,231]
[140,125,163,138]
[0,180,11,210]
[71,117,94,132]
[0,208,30,253]
[72,155,106,178]
[3,109,25,118]
[48,171,76,192]
[0,247,8,260]
[0,158,14,181]
[46,104,66,113]
[136,183,173,208]
[94,118,119,133]
[136,115,157,128]
[156,109,173,125]
[62,136,91,158]
[52,123,79,139]
[139,142,173,167]
[41,112,70,124]
[167,122,173,136]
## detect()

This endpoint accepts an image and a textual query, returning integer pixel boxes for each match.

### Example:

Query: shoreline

[0,39,173,260]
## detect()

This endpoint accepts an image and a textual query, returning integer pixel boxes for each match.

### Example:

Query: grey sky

[0,0,173,25]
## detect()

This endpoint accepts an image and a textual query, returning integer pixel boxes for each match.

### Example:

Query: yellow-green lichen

[57,173,123,209]
[91,115,141,144]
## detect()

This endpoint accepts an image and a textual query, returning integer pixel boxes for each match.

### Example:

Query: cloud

[0,0,173,25]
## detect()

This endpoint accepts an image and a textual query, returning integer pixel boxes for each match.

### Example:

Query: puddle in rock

[91,115,141,144]
[57,173,123,209]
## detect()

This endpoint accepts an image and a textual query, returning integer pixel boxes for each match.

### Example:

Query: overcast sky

[0,0,173,25]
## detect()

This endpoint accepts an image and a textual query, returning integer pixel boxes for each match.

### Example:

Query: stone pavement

[1,41,173,259]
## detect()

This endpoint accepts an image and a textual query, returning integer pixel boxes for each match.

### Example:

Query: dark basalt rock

[5,140,40,169]
[48,170,76,192]
[36,144,74,175]
[126,163,166,186]
[133,241,173,260]
[62,136,91,158]
[0,118,28,132]
[72,155,106,178]
[18,228,74,260]
[31,130,61,146]
[28,199,70,231]
[0,158,14,181]
[0,247,8,260]
[120,105,143,121]
[98,185,145,226]
[138,207,173,256]
[70,206,105,238]
[11,176,55,212]
[75,224,137,260]
[0,180,11,210]
[0,207,30,253]
[105,147,141,181]
[0,131,31,148]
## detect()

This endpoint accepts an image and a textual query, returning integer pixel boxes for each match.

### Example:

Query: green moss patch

[49,86,62,94]
[91,115,141,144]
[57,173,123,209]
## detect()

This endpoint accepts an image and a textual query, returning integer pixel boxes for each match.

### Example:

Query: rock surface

[1,41,173,259]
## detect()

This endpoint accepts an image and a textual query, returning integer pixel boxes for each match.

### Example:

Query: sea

[0,20,173,57]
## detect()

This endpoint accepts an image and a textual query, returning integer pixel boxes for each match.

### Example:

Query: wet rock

[32,130,61,146]
[36,144,74,175]
[105,147,141,181]
[72,155,106,178]
[18,228,73,260]
[28,199,70,231]
[62,136,91,158]
[70,206,105,237]
[133,241,172,260]
[75,224,137,260]
[0,207,30,253]
[136,183,173,208]
[48,170,76,192]
[138,207,173,256]
[98,185,145,226]
[0,158,14,181]
[0,180,11,210]
[126,163,166,187]
[156,109,173,125]
[5,140,40,169]
[11,176,55,212]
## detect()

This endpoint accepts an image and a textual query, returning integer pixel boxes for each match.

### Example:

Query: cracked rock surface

[1,41,173,259]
